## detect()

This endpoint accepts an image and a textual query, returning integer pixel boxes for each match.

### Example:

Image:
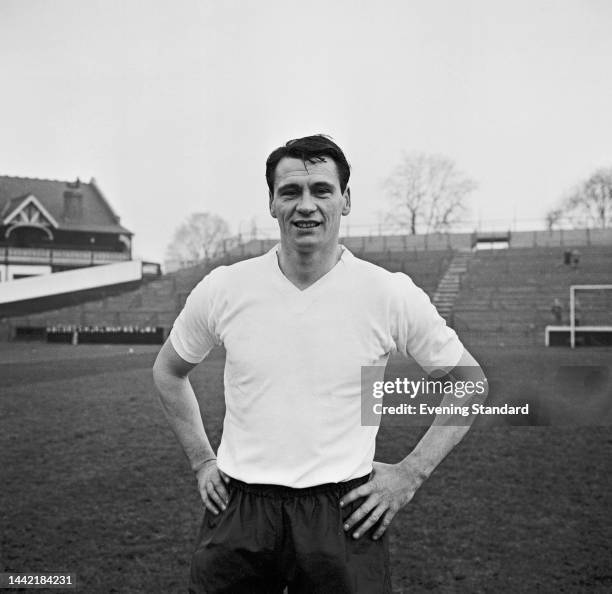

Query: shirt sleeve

[169,268,223,364]
[389,272,464,371]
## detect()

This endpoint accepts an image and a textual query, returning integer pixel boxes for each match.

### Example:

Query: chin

[292,238,319,252]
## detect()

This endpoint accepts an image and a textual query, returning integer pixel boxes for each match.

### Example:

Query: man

[153,135,487,593]
[551,298,563,324]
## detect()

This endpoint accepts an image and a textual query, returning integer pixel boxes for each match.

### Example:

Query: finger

[211,473,229,505]
[339,482,375,508]
[343,495,379,532]
[218,469,230,484]
[206,481,227,511]
[200,483,221,515]
[201,492,221,515]
[351,504,387,540]
[372,508,397,541]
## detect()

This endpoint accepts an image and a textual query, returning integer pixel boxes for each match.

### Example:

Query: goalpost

[570,284,612,348]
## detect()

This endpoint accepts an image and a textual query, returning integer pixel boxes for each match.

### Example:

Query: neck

[277,240,342,290]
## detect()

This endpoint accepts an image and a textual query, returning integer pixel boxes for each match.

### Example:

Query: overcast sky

[1,0,610,263]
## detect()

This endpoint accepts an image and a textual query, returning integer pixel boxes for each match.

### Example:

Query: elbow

[152,347,191,394]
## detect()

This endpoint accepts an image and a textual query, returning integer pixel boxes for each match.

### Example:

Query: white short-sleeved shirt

[170,245,464,488]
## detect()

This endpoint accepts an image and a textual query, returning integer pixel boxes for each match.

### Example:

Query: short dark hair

[265,134,351,194]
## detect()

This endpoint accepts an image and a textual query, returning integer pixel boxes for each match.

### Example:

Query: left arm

[340,348,487,540]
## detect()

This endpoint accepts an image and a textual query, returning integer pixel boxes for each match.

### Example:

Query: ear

[341,187,351,216]
[269,191,277,218]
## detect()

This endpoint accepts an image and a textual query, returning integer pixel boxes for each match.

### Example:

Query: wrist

[192,456,217,474]
[399,453,430,487]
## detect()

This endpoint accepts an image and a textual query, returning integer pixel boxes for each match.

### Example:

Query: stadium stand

[453,245,612,346]
[2,231,610,346]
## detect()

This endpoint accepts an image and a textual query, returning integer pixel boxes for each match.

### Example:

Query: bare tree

[545,207,563,231]
[384,153,476,234]
[566,168,612,228]
[165,212,231,265]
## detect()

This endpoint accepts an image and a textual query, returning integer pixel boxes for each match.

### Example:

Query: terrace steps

[432,250,473,321]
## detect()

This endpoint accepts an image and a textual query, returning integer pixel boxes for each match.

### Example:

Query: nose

[296,190,316,214]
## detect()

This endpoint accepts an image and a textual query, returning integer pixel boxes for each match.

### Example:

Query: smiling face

[269,156,351,254]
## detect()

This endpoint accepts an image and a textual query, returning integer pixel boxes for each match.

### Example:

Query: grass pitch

[1,342,611,593]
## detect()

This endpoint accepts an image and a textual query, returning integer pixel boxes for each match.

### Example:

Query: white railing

[0,246,131,266]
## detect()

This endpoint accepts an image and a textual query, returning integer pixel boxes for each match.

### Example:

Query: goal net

[570,285,612,348]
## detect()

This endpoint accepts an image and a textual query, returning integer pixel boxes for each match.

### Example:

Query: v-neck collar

[269,243,350,295]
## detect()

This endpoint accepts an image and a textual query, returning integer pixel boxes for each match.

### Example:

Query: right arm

[152,338,228,514]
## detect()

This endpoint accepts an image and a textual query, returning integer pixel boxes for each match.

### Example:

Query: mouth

[293,221,321,229]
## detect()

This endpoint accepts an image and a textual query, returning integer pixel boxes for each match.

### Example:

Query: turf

[1,342,611,593]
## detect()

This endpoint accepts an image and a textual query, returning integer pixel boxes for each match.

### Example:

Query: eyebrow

[276,180,335,193]
[277,183,301,192]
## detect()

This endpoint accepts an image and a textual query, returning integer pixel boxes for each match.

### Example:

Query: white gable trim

[5,223,54,240]
[3,194,59,228]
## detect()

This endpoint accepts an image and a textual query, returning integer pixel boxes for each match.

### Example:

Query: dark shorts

[189,473,392,593]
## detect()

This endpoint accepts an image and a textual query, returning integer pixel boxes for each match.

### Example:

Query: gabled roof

[3,194,59,227]
[0,175,132,235]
